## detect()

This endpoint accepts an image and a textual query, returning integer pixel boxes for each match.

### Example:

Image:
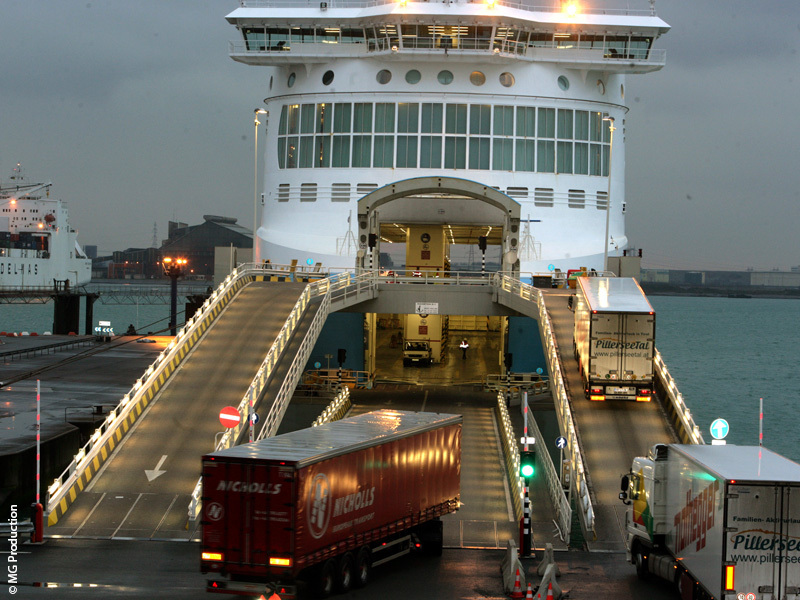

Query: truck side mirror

[620,475,629,491]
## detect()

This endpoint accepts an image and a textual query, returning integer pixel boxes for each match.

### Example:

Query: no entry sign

[219,406,241,429]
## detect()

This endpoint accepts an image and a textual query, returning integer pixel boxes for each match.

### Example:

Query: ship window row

[242,26,653,59]
[277,103,611,174]
[274,183,609,210]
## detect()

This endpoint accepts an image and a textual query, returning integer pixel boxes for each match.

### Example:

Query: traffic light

[504,352,513,370]
[478,236,487,251]
[337,348,347,365]
[519,450,536,479]
[368,233,378,248]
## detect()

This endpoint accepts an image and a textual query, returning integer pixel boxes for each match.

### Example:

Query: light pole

[253,108,268,260]
[162,257,187,336]
[602,116,615,273]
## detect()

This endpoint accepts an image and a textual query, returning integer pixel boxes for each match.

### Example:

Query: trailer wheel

[336,552,355,593]
[354,546,371,588]
[311,559,336,598]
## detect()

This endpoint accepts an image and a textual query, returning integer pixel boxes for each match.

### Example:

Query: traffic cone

[546,581,554,600]
[524,582,534,600]
[510,567,524,599]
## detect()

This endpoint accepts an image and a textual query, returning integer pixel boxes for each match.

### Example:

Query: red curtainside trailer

[201,409,461,598]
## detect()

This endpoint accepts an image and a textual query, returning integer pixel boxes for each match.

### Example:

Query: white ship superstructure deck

[226,0,669,272]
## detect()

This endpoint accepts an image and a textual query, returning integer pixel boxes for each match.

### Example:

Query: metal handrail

[493,273,596,540]
[46,264,254,514]
[238,0,656,17]
[654,350,704,444]
[496,391,523,521]
[312,387,352,426]
[522,401,571,543]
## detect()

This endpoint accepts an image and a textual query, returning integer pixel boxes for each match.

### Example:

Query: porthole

[596,79,605,95]
[288,72,296,88]
[269,75,273,90]
[322,70,334,85]
[558,75,570,91]
[405,69,421,84]
[437,70,454,85]
[620,84,625,99]
[376,69,392,84]
[469,71,486,86]
[499,72,515,87]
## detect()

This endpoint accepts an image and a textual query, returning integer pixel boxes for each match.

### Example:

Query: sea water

[651,296,800,461]
[3,294,799,460]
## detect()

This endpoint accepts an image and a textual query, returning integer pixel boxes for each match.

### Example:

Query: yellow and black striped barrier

[46,273,252,526]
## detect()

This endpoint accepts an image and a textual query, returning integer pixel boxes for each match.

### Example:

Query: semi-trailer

[201,409,461,598]
[573,276,655,401]
[620,443,800,599]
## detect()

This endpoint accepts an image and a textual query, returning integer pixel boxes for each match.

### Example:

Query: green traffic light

[519,450,535,478]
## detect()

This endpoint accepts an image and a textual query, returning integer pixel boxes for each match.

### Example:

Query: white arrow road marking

[145,455,168,482]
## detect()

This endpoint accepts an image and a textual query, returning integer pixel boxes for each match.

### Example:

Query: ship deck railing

[237,0,656,17]
[230,37,666,68]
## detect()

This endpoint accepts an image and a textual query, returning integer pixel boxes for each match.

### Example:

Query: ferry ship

[0,165,92,289]
[225,0,669,273]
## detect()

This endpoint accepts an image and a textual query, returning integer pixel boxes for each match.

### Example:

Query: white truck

[573,276,655,401]
[620,443,800,600]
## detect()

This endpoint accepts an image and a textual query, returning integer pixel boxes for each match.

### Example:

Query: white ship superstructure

[226,0,669,272]
[0,165,91,288]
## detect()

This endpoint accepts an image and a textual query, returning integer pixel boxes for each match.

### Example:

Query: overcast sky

[2,1,798,270]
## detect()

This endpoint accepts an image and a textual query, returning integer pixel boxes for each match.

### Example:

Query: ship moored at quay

[226,0,669,273]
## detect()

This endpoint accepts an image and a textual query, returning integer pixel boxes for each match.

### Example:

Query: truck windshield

[405,342,428,351]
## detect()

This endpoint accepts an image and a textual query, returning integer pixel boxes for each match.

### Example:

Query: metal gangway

[45,265,702,546]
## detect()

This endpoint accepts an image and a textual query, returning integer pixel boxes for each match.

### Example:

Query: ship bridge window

[629,37,653,59]
[577,34,604,50]
[317,27,340,44]
[554,32,578,49]
[529,32,553,48]
[243,27,266,51]
[291,27,316,44]
[604,36,628,58]
[336,28,362,44]
[264,28,290,50]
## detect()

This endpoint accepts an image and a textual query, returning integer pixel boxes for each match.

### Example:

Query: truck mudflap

[207,579,297,599]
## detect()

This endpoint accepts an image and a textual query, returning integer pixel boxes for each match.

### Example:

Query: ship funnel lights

[486,0,497,8]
